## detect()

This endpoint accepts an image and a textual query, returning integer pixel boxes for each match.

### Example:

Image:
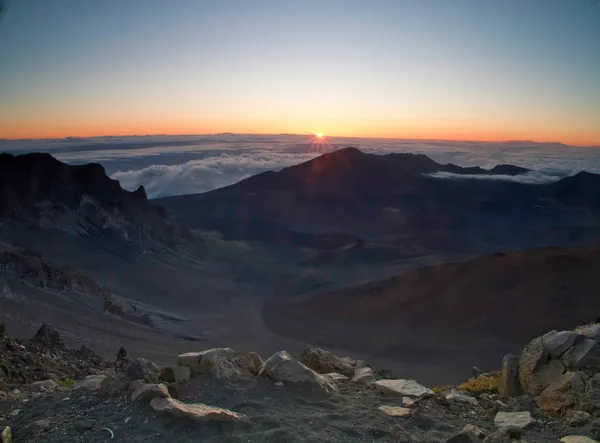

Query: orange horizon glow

[1,124,598,147]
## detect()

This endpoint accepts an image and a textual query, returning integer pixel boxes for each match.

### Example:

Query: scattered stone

[130,383,170,404]
[493,411,533,431]
[34,324,62,346]
[159,366,191,383]
[9,410,21,418]
[126,358,160,383]
[177,348,263,378]
[73,374,107,391]
[378,405,412,417]
[299,346,355,377]
[259,351,337,394]
[28,379,57,392]
[375,379,433,398]
[352,367,376,385]
[560,437,600,443]
[19,419,51,436]
[149,397,243,422]
[498,354,522,397]
[537,371,586,414]
[542,330,582,356]
[567,410,591,427]
[274,381,284,387]
[116,346,128,361]
[446,390,479,406]
[563,339,600,370]
[462,424,486,439]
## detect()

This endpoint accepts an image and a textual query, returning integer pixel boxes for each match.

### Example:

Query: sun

[316,132,323,138]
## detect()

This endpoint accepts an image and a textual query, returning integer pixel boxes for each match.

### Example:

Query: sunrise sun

[316,132,323,138]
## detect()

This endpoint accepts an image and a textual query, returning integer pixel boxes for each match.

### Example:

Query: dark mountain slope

[264,245,600,379]
[156,148,600,259]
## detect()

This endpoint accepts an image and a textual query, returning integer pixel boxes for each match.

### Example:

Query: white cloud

[426,170,570,184]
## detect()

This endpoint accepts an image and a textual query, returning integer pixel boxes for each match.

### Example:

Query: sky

[0,0,599,145]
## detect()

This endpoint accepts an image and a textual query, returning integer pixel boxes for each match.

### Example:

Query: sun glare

[316,132,323,138]
[309,132,332,153]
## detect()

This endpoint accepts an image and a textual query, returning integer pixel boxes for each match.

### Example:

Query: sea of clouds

[1,134,599,199]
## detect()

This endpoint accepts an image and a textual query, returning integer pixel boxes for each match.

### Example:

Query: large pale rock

[493,411,533,431]
[299,346,355,377]
[537,371,586,414]
[498,354,521,397]
[519,337,548,394]
[543,330,582,356]
[149,397,242,422]
[177,348,262,378]
[130,383,170,404]
[126,358,160,383]
[159,366,191,383]
[563,339,600,370]
[375,379,433,398]
[352,367,376,385]
[323,373,349,382]
[378,405,412,417]
[561,437,600,443]
[575,324,600,342]
[100,375,129,397]
[259,351,337,393]
[73,374,107,391]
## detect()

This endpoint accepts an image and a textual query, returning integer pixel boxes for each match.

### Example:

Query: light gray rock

[575,324,600,342]
[149,397,243,422]
[462,424,486,439]
[543,330,581,356]
[519,337,548,394]
[493,411,534,431]
[129,383,170,404]
[28,379,57,393]
[498,354,522,397]
[177,348,262,378]
[323,373,349,382]
[375,379,433,398]
[73,374,107,391]
[444,425,486,443]
[1,426,11,443]
[563,339,600,370]
[259,351,337,394]
[352,367,376,385]
[402,397,415,407]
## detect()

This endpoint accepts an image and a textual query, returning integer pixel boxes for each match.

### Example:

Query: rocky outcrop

[299,346,356,378]
[129,383,170,404]
[177,348,263,379]
[498,354,521,397]
[352,367,376,385]
[258,351,337,394]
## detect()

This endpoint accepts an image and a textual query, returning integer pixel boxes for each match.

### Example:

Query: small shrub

[58,378,76,389]
[457,371,500,394]
[432,385,452,394]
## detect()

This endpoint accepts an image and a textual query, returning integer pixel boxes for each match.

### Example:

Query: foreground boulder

[493,411,533,431]
[130,383,170,404]
[352,367,376,385]
[299,346,355,378]
[149,397,243,422]
[258,351,337,393]
[177,348,263,379]
[126,358,160,383]
[498,354,521,397]
[73,374,107,391]
[375,379,433,398]
[537,372,586,414]
[159,366,191,383]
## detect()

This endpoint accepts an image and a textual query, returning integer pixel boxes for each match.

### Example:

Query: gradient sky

[0,0,599,144]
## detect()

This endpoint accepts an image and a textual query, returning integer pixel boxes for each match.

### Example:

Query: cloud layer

[2,134,600,198]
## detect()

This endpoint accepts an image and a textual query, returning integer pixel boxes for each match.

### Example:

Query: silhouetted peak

[133,185,148,200]
[489,164,529,176]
